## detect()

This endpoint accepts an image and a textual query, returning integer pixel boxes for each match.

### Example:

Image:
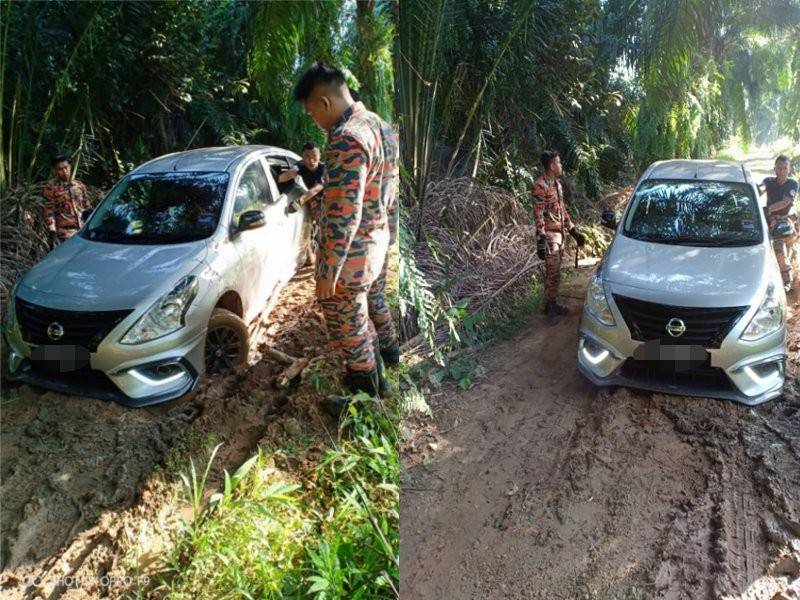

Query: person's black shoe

[543,301,562,324]
[344,367,380,396]
[380,341,400,366]
[375,353,393,397]
[319,394,350,418]
[552,301,569,316]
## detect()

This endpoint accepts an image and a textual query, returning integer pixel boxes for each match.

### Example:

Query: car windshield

[623,179,762,247]
[82,172,228,245]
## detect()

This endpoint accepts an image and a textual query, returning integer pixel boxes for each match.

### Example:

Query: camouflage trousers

[367,253,397,350]
[320,286,379,372]
[543,239,564,304]
[772,216,799,289]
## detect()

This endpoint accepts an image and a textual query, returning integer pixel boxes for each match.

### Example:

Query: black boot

[543,300,562,324]
[375,353,393,398]
[552,301,569,316]
[319,366,383,418]
[344,367,381,396]
[380,340,400,366]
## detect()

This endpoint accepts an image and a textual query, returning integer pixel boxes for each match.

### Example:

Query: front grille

[621,358,735,391]
[16,298,132,351]
[613,294,748,349]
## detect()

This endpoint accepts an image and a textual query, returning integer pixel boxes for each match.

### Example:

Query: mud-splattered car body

[578,159,787,405]
[4,146,312,407]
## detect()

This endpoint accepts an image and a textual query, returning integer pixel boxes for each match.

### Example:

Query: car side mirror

[770,219,794,240]
[237,210,266,232]
[601,210,617,230]
[81,208,93,222]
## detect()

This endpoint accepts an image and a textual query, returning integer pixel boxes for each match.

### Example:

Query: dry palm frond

[0,182,104,312]
[408,177,546,344]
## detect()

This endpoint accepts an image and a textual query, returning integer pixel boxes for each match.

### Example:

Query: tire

[204,308,249,377]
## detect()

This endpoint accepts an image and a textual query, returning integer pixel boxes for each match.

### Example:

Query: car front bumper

[4,320,206,407]
[577,305,786,407]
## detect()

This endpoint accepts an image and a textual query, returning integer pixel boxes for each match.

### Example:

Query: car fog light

[581,337,610,365]
[742,360,783,386]
[129,362,188,386]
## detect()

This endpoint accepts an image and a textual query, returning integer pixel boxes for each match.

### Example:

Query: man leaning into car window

[293,61,398,415]
[43,154,92,246]
[762,154,798,292]
[278,141,326,216]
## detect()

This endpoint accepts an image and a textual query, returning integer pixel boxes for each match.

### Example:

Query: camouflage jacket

[320,102,397,288]
[43,179,91,238]
[532,174,574,244]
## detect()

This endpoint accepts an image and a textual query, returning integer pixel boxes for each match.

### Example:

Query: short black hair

[293,61,347,102]
[52,154,70,166]
[541,150,560,171]
[302,141,319,152]
[776,154,791,165]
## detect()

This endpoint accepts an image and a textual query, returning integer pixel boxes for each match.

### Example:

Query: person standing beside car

[293,61,396,406]
[533,150,585,322]
[43,154,92,245]
[762,154,798,292]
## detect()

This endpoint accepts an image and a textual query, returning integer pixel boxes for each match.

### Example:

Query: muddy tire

[204,308,249,377]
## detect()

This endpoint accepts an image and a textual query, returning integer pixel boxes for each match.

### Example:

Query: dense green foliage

[162,399,399,599]
[397,0,800,203]
[0,0,395,191]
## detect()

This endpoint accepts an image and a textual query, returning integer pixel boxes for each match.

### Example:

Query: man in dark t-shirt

[761,154,798,292]
[278,141,326,217]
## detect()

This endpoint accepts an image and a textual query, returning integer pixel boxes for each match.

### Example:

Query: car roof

[642,159,752,184]
[131,145,295,175]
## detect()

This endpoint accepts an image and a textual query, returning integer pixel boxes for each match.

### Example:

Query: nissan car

[578,159,789,405]
[4,145,312,406]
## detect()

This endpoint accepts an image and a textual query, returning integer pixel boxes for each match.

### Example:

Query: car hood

[603,234,768,307]
[18,235,208,310]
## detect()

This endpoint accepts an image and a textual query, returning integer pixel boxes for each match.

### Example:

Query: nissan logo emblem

[47,322,65,341]
[665,318,686,338]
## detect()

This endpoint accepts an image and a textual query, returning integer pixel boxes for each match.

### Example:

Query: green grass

[153,397,399,600]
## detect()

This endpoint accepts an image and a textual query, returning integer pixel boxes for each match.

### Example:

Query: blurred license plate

[633,340,708,372]
[30,345,90,372]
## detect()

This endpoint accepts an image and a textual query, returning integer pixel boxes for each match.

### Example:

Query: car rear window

[623,179,762,247]
[83,172,228,245]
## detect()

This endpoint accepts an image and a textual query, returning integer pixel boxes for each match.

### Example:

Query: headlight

[121,276,199,344]
[740,283,783,341]
[585,275,615,326]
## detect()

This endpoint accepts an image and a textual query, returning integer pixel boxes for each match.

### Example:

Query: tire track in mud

[402,272,800,600]
[0,268,335,599]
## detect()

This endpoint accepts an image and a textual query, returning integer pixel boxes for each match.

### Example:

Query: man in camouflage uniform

[43,155,92,244]
[293,62,398,404]
[761,154,798,293]
[533,150,585,322]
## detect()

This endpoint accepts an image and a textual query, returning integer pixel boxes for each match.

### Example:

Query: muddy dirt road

[401,268,800,599]
[0,267,337,599]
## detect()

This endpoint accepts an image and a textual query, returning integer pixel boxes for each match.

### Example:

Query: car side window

[232,160,271,224]
[268,156,306,196]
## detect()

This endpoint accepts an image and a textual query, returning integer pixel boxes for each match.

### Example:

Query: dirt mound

[402,269,800,599]
[0,267,339,599]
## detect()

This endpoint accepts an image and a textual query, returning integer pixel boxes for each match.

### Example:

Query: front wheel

[204,308,249,376]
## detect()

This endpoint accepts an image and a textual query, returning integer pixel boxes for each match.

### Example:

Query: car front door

[267,154,310,262]
[230,158,273,322]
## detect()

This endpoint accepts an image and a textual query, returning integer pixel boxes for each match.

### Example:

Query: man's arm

[532,181,547,236]
[317,134,368,298]
[278,167,300,183]
[300,183,324,204]
[42,185,56,232]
